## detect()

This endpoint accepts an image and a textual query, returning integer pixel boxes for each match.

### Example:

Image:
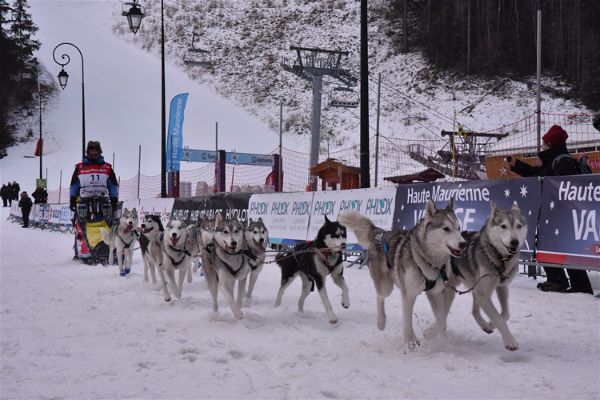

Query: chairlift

[328,86,359,108]
[183,31,212,67]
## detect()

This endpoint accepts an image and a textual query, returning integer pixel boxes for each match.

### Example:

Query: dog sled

[73,196,114,265]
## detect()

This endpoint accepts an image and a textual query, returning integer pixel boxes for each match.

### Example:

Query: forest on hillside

[386,0,600,108]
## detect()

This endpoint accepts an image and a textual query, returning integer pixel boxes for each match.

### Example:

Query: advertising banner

[536,175,600,269]
[306,187,397,250]
[393,177,541,254]
[136,198,175,227]
[171,193,251,225]
[248,192,315,246]
[166,93,189,173]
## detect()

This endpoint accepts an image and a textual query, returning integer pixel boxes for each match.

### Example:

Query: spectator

[70,140,119,215]
[1,184,8,207]
[11,181,20,202]
[18,191,33,228]
[6,182,13,206]
[508,124,593,294]
[32,186,48,204]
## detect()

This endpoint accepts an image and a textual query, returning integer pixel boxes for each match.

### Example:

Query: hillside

[113,0,592,149]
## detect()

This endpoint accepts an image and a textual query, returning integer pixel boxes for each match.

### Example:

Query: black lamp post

[53,42,86,159]
[123,0,166,198]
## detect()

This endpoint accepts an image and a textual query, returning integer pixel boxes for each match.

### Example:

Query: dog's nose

[231,241,237,247]
[172,232,177,238]
[341,243,347,249]
[459,242,467,250]
[259,238,264,243]
[510,239,519,247]
[128,221,133,225]
[141,224,146,229]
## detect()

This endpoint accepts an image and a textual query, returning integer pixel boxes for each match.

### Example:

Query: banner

[248,192,315,246]
[536,175,600,269]
[307,187,397,250]
[393,177,541,255]
[166,93,189,173]
[171,193,251,225]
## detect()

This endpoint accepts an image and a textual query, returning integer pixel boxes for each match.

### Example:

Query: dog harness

[242,249,262,270]
[166,244,191,267]
[217,251,245,277]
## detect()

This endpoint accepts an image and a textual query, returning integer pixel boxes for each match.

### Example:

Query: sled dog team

[102,199,528,351]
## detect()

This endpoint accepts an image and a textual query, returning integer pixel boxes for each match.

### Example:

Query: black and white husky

[443,202,528,351]
[158,220,193,302]
[339,199,466,349]
[101,208,139,276]
[212,213,249,319]
[274,215,349,324]
[242,217,269,300]
[138,214,164,284]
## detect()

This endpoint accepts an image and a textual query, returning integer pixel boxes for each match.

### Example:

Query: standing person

[12,181,20,202]
[18,191,33,228]
[1,184,7,207]
[509,124,593,294]
[6,182,13,206]
[69,140,119,215]
[32,186,48,204]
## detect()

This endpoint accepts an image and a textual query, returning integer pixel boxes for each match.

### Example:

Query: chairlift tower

[281,46,357,190]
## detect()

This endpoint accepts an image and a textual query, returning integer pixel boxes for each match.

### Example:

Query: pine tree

[9,0,40,76]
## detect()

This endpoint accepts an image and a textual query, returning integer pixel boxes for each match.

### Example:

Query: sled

[73,196,114,265]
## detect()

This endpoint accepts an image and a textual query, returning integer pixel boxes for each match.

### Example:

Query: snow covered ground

[1,208,599,399]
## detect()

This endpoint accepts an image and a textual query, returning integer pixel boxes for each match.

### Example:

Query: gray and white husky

[101,208,139,276]
[339,199,465,349]
[242,217,269,300]
[212,213,249,319]
[158,220,193,302]
[442,202,528,351]
[274,215,349,324]
[139,214,164,284]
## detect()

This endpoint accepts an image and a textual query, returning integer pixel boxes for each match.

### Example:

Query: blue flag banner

[166,93,189,172]
[536,175,600,269]
[392,177,541,255]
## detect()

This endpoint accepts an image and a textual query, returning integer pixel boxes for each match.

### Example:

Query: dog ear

[424,199,436,221]
[511,202,520,212]
[258,217,263,223]
[215,212,223,225]
[445,197,454,211]
[324,214,331,224]
[248,217,253,224]
[490,201,497,214]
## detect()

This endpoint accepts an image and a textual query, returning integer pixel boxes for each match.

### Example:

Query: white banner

[135,198,174,227]
[248,192,315,245]
[307,187,397,249]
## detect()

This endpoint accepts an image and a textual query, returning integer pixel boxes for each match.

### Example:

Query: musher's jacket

[70,155,119,207]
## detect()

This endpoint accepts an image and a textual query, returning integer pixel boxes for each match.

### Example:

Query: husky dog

[242,217,269,300]
[194,215,219,312]
[139,214,164,284]
[339,199,465,349]
[274,215,349,324]
[442,202,528,351]
[212,213,249,319]
[158,220,193,302]
[101,208,139,276]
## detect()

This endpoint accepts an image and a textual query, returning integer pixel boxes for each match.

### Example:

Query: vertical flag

[166,93,189,172]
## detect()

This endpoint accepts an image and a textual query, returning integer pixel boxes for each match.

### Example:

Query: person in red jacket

[69,141,119,215]
[509,125,593,294]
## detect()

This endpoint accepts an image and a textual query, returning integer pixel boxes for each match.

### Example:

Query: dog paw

[234,311,243,320]
[481,323,495,334]
[504,339,519,351]
[341,300,350,309]
[329,316,338,324]
[404,339,421,352]
[423,325,441,339]
[164,297,171,302]
[377,317,386,331]
[273,300,281,308]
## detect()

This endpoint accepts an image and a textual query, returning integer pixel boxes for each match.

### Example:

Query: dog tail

[338,211,377,250]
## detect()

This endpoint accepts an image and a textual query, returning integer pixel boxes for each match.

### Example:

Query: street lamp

[123,0,167,198]
[53,42,86,159]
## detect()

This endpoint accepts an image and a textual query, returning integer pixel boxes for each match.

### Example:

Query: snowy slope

[1,209,599,399]
[0,0,292,194]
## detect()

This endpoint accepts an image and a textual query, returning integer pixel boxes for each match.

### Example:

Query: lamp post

[53,42,86,160]
[123,0,167,198]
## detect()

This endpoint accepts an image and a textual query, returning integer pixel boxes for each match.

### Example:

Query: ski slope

[1,208,599,399]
